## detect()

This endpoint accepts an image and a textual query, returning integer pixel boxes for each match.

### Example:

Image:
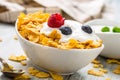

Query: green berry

[101,26,110,32]
[113,26,120,33]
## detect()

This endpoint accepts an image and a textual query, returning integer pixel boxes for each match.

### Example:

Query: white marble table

[0,23,120,80]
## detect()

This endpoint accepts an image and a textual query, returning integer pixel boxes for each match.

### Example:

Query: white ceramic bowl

[15,21,104,75]
[85,19,120,59]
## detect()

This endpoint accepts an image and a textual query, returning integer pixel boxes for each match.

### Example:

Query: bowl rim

[15,20,104,51]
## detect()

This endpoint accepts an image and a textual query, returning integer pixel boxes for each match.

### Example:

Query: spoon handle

[0,57,13,71]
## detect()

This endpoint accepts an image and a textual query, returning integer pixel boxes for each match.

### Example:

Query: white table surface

[0,22,120,80]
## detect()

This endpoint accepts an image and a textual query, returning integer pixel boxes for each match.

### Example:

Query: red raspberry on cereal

[47,13,65,28]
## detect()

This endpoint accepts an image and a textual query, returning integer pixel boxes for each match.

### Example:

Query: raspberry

[47,13,65,28]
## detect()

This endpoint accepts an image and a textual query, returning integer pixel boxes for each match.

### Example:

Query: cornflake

[0,38,2,42]
[28,67,50,78]
[20,61,27,66]
[92,59,100,64]
[90,59,108,76]
[88,69,104,76]
[105,78,111,80]
[13,35,18,40]
[93,64,103,68]
[3,65,14,72]
[113,65,120,74]
[107,59,120,64]
[49,72,63,80]
[9,55,27,62]
[99,68,108,73]
[14,74,30,80]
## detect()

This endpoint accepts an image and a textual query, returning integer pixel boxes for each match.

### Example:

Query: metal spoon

[0,57,25,78]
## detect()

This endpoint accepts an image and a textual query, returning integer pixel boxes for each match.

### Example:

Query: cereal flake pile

[17,11,102,49]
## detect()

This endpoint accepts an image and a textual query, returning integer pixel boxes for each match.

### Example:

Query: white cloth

[0,0,24,11]
[0,0,117,23]
[34,0,105,23]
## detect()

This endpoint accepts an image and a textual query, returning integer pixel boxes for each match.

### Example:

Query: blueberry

[82,25,92,34]
[59,27,72,35]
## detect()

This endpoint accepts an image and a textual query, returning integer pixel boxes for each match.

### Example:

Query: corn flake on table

[0,23,120,80]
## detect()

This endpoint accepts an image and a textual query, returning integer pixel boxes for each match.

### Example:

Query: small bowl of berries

[85,19,120,59]
[15,12,104,75]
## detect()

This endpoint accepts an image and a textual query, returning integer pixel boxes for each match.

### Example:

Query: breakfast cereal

[0,38,2,42]
[88,69,104,76]
[92,59,100,64]
[93,64,103,68]
[13,35,18,40]
[20,61,27,66]
[28,67,63,80]
[99,68,108,73]
[90,59,108,77]
[107,59,120,64]
[113,65,120,74]
[9,55,27,62]
[2,65,14,72]
[92,59,103,68]
[28,67,50,78]
[17,11,102,49]
[105,78,111,80]
[49,72,63,80]
[93,64,100,68]
[14,74,30,80]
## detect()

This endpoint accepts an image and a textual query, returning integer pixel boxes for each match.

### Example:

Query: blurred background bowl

[85,19,120,59]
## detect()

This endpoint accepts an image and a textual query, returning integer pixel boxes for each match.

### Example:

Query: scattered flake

[0,38,2,42]
[88,69,104,76]
[99,68,108,73]
[113,65,120,74]
[105,78,111,80]
[9,55,27,62]
[99,64,104,68]
[9,65,14,70]
[93,64,103,68]
[92,59,100,64]
[107,59,120,64]
[2,65,14,71]
[49,72,63,80]
[35,72,50,78]
[28,67,50,78]
[92,59,103,69]
[20,61,27,66]
[14,74,30,80]
[28,67,39,76]
[93,64,99,68]
[13,35,18,40]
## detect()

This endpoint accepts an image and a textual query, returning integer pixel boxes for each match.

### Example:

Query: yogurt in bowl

[85,19,120,59]
[16,12,104,75]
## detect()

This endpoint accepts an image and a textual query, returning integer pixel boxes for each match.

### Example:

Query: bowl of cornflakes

[15,11,104,75]
[85,19,120,59]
